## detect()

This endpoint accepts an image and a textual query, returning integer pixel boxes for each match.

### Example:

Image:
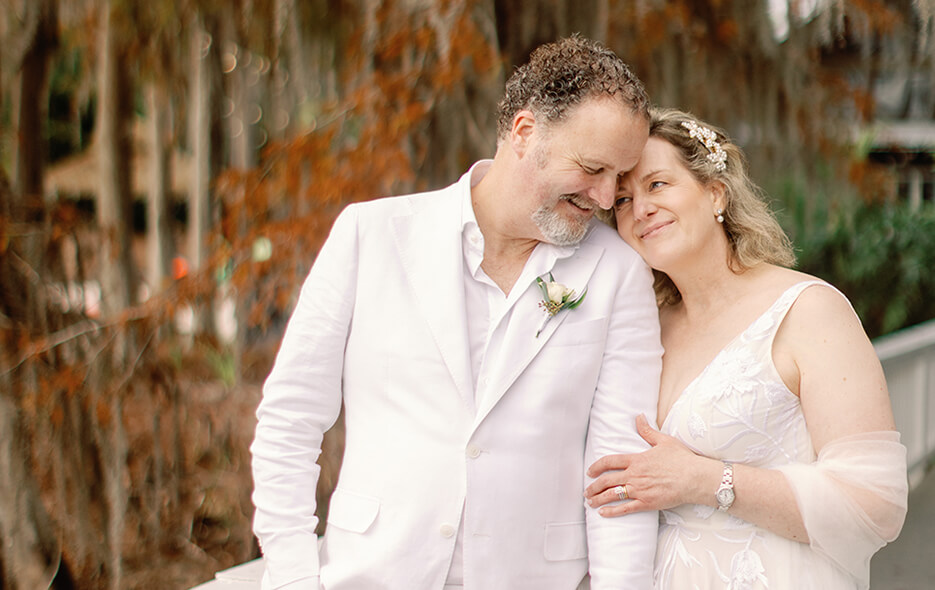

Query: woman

[585,108,908,589]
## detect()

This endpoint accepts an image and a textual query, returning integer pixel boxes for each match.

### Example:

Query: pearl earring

[715,209,724,223]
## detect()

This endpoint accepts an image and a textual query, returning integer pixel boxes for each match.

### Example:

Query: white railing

[874,318,935,489]
[190,558,262,589]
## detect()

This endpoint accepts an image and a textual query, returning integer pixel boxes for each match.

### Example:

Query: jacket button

[440,524,456,538]
[466,444,481,459]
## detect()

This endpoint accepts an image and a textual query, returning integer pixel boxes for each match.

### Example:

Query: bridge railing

[875,318,935,488]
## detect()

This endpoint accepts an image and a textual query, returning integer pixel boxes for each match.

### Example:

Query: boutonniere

[535,272,587,337]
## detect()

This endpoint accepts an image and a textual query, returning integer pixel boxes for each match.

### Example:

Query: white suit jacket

[251,165,663,590]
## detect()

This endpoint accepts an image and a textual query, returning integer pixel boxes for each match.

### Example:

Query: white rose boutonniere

[535,272,587,337]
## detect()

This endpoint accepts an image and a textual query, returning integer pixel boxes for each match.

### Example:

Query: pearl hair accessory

[681,120,728,172]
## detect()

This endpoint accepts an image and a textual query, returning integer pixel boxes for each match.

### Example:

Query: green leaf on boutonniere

[535,273,588,337]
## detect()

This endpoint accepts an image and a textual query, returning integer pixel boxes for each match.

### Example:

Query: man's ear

[510,109,536,157]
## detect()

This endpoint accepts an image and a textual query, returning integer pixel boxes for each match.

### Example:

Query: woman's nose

[632,195,657,220]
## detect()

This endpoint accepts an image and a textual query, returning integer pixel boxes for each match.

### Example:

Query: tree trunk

[100,385,126,590]
[188,20,209,280]
[146,82,174,294]
[0,383,62,589]
[494,0,603,69]
[94,4,134,585]
[0,7,67,584]
[0,4,64,582]
[423,0,502,186]
[0,172,65,590]
[95,0,135,315]
[11,0,57,208]
[227,48,256,169]
[187,16,225,337]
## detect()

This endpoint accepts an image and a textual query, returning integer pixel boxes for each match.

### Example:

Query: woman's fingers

[584,417,699,515]
[596,498,652,518]
[636,413,660,445]
[586,481,629,507]
[587,453,631,478]
[584,466,630,499]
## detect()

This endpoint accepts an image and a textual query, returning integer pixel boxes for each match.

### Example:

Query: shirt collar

[461,161,490,276]
[459,160,581,277]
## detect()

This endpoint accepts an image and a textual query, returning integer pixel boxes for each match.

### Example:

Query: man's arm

[584,252,662,589]
[250,206,360,590]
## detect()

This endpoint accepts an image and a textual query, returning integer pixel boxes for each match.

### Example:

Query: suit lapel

[473,240,605,427]
[391,190,475,412]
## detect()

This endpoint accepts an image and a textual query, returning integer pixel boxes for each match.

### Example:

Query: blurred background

[2,0,934,588]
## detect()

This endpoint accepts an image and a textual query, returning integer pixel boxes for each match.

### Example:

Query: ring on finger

[612,484,629,501]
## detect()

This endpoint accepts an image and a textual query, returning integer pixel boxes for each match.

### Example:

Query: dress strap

[777,279,854,317]
[764,280,825,327]
[759,280,856,348]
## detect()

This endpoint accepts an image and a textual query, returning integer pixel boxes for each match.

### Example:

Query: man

[251,35,662,590]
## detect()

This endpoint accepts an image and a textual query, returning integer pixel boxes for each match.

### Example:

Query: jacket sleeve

[776,431,908,589]
[584,251,663,589]
[250,206,360,590]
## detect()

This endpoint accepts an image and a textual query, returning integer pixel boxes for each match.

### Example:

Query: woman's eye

[649,180,665,190]
[614,196,632,207]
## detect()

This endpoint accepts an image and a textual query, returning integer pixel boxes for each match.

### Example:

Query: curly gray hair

[496,34,649,140]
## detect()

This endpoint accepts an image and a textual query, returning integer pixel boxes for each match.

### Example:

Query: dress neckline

[658,280,824,429]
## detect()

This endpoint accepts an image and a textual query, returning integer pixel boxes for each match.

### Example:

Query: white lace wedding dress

[654,281,907,590]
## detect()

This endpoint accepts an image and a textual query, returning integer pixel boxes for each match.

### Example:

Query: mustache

[560,194,596,210]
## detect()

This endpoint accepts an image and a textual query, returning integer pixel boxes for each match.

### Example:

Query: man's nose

[593,176,617,210]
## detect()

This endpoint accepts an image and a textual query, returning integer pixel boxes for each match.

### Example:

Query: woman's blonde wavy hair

[604,107,795,307]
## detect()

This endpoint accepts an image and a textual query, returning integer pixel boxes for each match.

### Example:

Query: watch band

[715,461,735,511]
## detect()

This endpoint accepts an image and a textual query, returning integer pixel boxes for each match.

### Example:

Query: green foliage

[204,345,237,388]
[770,160,935,340]
[794,201,935,339]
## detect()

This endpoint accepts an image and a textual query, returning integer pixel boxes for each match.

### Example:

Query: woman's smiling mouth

[640,220,673,239]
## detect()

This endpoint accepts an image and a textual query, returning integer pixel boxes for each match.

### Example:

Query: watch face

[717,487,735,507]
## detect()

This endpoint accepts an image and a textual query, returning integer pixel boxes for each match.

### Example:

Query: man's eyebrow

[578,157,613,170]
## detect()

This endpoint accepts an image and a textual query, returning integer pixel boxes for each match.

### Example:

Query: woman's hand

[584,414,718,517]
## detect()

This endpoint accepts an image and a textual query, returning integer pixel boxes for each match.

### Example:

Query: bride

[585,108,908,589]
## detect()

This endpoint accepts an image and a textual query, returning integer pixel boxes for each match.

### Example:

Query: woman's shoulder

[769,269,867,346]
[751,266,845,307]
[778,270,853,317]
[751,265,816,289]
[745,266,860,337]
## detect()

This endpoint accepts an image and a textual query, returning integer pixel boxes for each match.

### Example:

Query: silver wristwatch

[715,462,735,511]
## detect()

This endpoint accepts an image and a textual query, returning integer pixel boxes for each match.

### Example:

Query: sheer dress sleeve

[776,430,908,589]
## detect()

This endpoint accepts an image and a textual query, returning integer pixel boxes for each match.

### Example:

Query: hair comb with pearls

[681,120,727,172]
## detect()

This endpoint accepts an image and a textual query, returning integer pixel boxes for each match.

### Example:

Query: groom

[251,35,662,590]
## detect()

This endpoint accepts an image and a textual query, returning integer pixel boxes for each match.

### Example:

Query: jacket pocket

[547,317,606,347]
[326,487,380,533]
[543,521,587,561]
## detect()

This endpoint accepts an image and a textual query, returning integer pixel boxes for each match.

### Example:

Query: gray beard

[532,201,589,246]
